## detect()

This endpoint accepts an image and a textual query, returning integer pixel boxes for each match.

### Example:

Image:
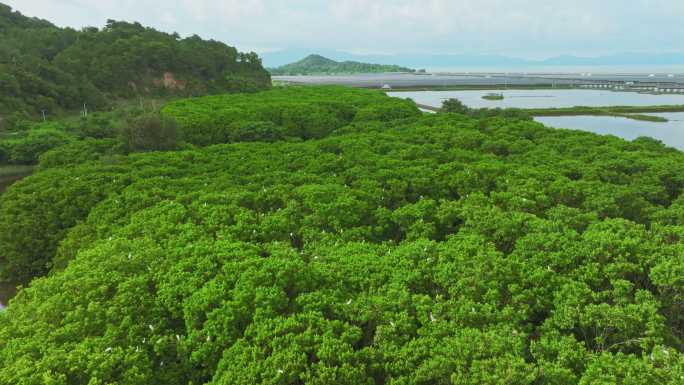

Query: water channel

[390,89,684,150]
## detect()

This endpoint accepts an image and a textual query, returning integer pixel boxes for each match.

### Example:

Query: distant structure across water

[580,83,684,94]
[274,72,684,91]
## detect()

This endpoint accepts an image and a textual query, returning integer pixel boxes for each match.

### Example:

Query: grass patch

[527,105,684,116]
[406,103,679,122]
[620,114,668,122]
[526,105,684,122]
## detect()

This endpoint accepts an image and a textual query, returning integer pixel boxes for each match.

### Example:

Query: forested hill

[270,54,416,75]
[0,3,271,127]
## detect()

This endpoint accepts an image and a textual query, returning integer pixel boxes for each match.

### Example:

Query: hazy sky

[5,0,684,58]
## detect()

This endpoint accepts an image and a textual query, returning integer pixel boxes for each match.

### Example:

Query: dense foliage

[1,86,419,280]
[270,54,415,75]
[0,3,270,127]
[0,105,159,165]
[0,86,416,166]
[0,125,74,164]
[441,98,469,114]
[2,87,684,383]
[442,98,532,121]
[162,86,420,146]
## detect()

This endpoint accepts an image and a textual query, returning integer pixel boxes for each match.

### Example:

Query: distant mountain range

[269,54,415,75]
[261,50,684,69]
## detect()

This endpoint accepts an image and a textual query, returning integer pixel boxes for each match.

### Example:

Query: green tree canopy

[0,3,271,128]
[2,87,684,383]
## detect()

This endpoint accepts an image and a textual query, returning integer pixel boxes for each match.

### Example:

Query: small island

[482,93,505,101]
[269,54,415,75]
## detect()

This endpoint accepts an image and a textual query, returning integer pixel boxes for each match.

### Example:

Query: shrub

[441,98,469,114]
[120,113,180,152]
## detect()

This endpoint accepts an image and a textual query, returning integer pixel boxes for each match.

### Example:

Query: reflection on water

[0,170,31,310]
[0,175,25,194]
[534,113,684,151]
[0,282,17,311]
[0,166,33,194]
[390,89,684,109]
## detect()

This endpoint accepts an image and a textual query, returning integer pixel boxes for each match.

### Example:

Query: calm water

[0,168,32,310]
[0,175,25,194]
[0,165,33,194]
[389,89,684,109]
[391,89,684,150]
[0,282,17,310]
[535,113,684,151]
[275,73,586,87]
[275,71,684,89]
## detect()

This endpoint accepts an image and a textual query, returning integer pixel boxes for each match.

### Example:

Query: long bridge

[275,72,684,93]
[454,73,684,94]
[577,81,684,94]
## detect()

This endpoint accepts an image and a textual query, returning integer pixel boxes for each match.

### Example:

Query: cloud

[4,0,683,57]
